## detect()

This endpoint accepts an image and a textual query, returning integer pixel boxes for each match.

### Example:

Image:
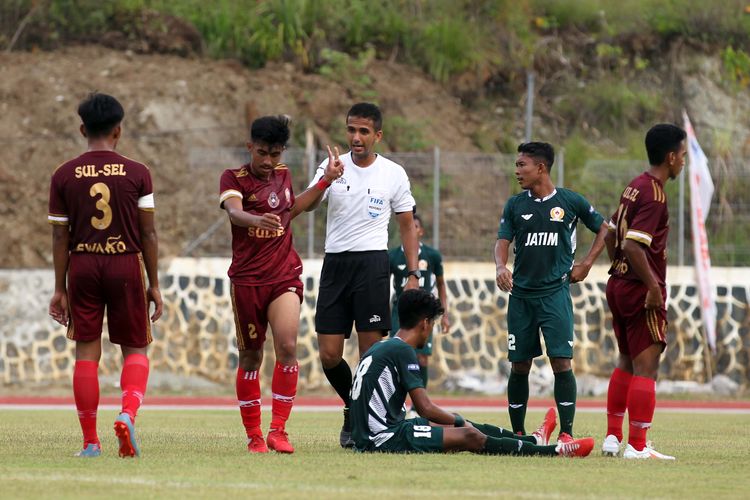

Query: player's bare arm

[621,239,663,309]
[292,145,344,218]
[138,209,162,321]
[570,222,609,283]
[437,275,450,333]
[223,197,283,231]
[397,210,420,290]
[409,387,466,427]
[494,238,513,292]
[49,224,70,326]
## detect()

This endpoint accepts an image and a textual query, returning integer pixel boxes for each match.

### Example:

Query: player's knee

[319,349,342,369]
[275,340,297,363]
[550,357,571,372]
[238,350,262,372]
[511,361,532,375]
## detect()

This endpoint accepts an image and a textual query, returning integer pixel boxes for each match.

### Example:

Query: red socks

[237,368,262,437]
[627,375,656,451]
[120,353,149,420]
[73,360,100,446]
[271,362,298,431]
[606,367,632,441]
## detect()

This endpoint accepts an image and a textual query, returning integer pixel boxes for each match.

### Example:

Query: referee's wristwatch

[407,269,422,279]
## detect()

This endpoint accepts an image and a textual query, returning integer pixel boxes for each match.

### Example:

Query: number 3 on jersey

[350,355,373,401]
[90,182,113,230]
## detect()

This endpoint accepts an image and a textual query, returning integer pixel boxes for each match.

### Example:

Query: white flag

[683,111,717,352]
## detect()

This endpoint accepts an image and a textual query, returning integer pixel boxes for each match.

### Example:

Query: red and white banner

[683,112,717,352]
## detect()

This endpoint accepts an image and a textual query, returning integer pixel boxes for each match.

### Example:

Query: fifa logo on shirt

[549,207,565,222]
[524,232,559,247]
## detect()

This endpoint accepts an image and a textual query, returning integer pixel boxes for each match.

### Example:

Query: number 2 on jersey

[90,182,113,230]
[350,355,373,401]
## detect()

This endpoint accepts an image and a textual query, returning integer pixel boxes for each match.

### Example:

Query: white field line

[0,404,748,414]
[0,472,577,499]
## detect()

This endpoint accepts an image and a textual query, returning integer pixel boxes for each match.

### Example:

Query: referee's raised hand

[324,145,345,182]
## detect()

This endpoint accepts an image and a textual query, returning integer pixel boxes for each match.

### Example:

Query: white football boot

[601,434,622,456]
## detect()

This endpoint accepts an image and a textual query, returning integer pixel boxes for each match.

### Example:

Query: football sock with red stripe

[237,368,262,436]
[322,359,352,407]
[270,361,298,431]
[627,375,656,451]
[120,353,149,420]
[606,367,632,441]
[554,369,577,436]
[507,371,529,434]
[469,420,537,443]
[73,360,100,446]
[483,436,556,456]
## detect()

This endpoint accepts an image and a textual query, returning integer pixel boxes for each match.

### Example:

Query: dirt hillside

[0,45,485,268]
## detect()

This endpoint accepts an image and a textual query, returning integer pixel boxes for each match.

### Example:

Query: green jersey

[389,243,443,298]
[350,337,424,449]
[497,188,604,298]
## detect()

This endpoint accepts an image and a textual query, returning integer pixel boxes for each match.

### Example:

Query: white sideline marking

[0,404,748,414]
[2,472,574,498]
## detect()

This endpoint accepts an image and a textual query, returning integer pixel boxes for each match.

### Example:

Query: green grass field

[1,409,748,499]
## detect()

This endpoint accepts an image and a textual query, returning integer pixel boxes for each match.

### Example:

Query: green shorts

[359,417,444,453]
[390,307,433,356]
[507,286,574,362]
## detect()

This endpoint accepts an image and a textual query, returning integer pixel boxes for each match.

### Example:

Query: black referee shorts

[315,250,391,337]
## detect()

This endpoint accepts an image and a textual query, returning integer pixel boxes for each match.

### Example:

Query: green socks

[507,371,529,434]
[554,369,577,435]
[469,420,536,443]
[483,436,557,456]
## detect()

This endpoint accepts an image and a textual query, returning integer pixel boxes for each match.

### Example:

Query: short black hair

[347,102,382,131]
[78,93,124,138]
[517,142,555,170]
[398,289,444,329]
[645,124,686,166]
[251,115,291,147]
[413,213,422,225]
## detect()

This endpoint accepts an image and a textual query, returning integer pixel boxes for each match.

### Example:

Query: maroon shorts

[230,278,304,351]
[67,253,151,348]
[606,277,667,359]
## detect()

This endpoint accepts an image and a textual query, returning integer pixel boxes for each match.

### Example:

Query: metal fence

[186,145,750,266]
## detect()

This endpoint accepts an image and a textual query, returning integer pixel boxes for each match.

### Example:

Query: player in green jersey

[350,289,594,457]
[389,215,450,394]
[494,142,608,444]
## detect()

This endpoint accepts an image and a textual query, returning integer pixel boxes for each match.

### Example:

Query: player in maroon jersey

[602,124,686,460]
[48,93,162,458]
[219,115,343,453]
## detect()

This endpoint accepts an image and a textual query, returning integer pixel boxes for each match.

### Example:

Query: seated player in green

[388,214,449,407]
[350,288,594,457]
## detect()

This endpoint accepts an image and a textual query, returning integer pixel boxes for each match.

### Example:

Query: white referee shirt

[309,151,415,253]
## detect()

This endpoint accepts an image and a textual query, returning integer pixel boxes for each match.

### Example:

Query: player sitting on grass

[349,288,594,457]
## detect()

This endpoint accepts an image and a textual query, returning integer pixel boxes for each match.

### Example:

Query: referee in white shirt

[307,103,420,448]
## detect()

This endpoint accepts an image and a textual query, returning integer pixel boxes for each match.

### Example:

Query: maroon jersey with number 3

[608,172,669,286]
[48,150,154,253]
[219,164,302,286]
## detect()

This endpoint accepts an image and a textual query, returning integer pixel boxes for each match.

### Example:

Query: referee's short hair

[398,289,444,329]
[347,102,383,131]
[78,92,124,138]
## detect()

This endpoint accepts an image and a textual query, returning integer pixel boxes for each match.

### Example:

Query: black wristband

[453,413,465,427]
